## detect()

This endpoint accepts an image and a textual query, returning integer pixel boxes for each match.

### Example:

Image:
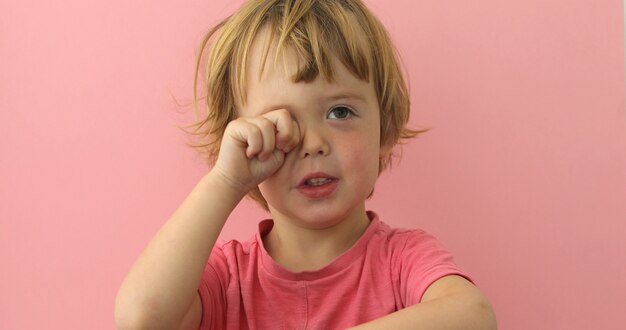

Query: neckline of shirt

[255,210,381,281]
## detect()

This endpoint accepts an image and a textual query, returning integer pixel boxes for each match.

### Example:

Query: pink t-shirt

[198,211,471,329]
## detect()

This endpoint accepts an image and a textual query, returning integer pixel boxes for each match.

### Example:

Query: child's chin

[290,208,359,229]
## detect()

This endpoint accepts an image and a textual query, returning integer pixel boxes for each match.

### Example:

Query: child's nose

[298,126,329,158]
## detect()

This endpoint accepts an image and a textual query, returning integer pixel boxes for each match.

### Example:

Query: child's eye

[327,106,354,120]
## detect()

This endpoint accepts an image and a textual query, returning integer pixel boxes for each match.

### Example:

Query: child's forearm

[347,292,496,330]
[114,171,246,330]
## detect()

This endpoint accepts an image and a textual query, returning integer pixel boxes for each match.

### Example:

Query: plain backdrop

[1,0,624,329]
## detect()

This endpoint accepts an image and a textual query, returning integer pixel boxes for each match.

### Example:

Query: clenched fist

[211,109,301,195]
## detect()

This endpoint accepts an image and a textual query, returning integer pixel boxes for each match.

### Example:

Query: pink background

[1,0,624,329]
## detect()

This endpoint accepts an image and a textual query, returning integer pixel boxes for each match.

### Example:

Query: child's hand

[212,109,301,194]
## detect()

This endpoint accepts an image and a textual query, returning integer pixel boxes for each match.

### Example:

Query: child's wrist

[203,169,250,201]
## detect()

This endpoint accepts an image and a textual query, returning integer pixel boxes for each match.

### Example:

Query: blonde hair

[183,0,425,210]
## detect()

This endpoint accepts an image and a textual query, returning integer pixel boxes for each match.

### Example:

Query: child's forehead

[241,33,371,105]
[247,28,301,80]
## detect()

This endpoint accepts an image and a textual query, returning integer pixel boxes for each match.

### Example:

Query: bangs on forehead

[233,0,372,106]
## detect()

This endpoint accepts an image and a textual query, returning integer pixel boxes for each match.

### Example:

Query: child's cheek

[338,140,380,173]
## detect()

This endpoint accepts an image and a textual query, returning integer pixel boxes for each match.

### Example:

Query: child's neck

[262,207,371,273]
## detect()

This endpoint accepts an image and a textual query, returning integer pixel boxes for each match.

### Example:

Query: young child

[115,0,496,329]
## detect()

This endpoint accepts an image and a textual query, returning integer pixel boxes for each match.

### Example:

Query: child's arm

[114,109,300,330]
[348,275,497,330]
[114,172,244,330]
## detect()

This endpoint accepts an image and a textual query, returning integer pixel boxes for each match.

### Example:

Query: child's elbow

[472,296,498,330]
[114,299,150,330]
[451,290,497,330]
[114,294,166,330]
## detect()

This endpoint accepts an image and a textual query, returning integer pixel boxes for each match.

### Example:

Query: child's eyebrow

[324,92,367,103]
[261,91,368,113]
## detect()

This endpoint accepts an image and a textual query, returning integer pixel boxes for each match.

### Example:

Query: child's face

[239,30,386,228]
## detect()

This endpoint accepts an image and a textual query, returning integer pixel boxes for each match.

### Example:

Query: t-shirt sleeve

[397,230,473,306]
[197,245,229,330]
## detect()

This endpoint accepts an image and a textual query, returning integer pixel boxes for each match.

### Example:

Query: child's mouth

[305,178,333,186]
[297,173,338,199]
